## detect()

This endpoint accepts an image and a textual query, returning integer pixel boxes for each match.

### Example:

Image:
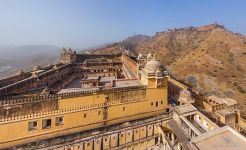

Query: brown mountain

[92,34,151,54]
[94,24,246,110]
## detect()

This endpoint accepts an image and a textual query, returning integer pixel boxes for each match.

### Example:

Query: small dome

[53,64,58,70]
[144,59,161,73]
[180,89,192,96]
[31,72,39,78]
[178,89,194,104]
[138,53,143,59]
[16,69,25,75]
[33,65,41,71]
[147,53,152,59]
[155,68,163,77]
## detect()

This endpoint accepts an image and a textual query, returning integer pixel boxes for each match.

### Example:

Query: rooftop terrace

[190,126,246,150]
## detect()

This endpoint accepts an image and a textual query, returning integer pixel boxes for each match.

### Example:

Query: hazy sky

[0,0,245,49]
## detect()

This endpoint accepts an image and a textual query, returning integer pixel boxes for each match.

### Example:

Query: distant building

[160,104,246,150]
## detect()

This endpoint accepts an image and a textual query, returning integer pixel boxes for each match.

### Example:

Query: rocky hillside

[94,24,246,108]
[92,34,150,54]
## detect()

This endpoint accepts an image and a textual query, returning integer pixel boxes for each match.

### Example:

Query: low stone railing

[234,123,246,137]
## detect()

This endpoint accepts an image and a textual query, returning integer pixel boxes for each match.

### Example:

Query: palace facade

[0,48,170,149]
[0,48,245,150]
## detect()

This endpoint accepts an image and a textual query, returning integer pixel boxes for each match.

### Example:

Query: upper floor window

[84,113,87,118]
[56,116,64,126]
[28,121,38,131]
[42,119,52,129]
[156,102,159,107]
[98,111,101,115]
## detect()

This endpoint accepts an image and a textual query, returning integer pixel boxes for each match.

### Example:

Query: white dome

[16,69,25,75]
[33,65,41,71]
[144,59,161,73]
[180,90,192,96]
[138,53,143,57]
[178,89,194,104]
[147,53,152,59]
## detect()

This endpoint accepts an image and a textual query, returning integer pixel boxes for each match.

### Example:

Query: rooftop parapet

[0,85,146,106]
[0,100,121,124]
[205,95,238,107]
[61,47,76,54]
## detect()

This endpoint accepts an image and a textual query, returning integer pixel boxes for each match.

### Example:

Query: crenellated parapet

[0,86,146,106]
[0,99,128,125]
[0,95,59,106]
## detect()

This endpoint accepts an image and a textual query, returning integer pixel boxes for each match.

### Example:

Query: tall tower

[60,48,77,64]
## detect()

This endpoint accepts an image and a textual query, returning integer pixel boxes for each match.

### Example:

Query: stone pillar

[171,133,175,142]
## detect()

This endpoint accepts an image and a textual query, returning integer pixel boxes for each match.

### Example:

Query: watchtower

[60,48,77,64]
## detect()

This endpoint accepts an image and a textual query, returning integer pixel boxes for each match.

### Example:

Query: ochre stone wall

[0,99,58,118]
[122,54,138,77]
[0,52,170,149]
[9,113,171,150]
[75,54,121,62]
[0,86,168,148]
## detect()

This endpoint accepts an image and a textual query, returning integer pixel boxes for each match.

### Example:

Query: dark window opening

[28,121,38,131]
[42,119,52,129]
